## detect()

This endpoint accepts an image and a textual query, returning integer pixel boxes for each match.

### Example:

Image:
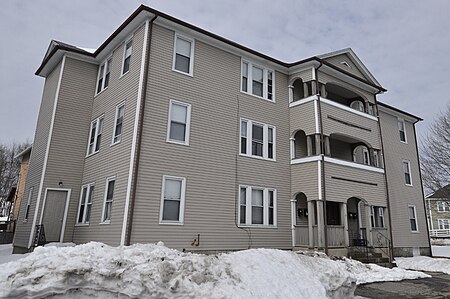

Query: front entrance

[347,197,367,246]
[41,189,69,243]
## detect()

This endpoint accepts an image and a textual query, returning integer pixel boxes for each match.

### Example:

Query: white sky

[1,0,449,144]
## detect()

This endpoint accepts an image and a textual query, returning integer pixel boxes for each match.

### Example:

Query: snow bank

[0,242,429,299]
[396,256,450,274]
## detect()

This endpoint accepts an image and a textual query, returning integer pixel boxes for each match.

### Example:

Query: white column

[365,204,373,246]
[341,203,349,247]
[288,85,294,103]
[290,137,295,160]
[307,135,313,156]
[308,201,315,248]
[316,200,324,248]
[321,84,327,98]
[291,199,296,247]
[303,82,309,98]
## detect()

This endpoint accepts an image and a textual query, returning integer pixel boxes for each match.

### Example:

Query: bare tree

[420,104,450,196]
[0,142,30,200]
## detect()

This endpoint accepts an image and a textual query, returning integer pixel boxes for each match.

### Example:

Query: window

[403,161,412,186]
[398,118,407,143]
[24,187,33,221]
[239,186,276,227]
[112,104,125,144]
[77,184,94,224]
[173,34,194,75]
[438,219,450,230]
[160,176,186,224]
[370,206,385,228]
[96,58,112,94]
[409,205,418,232]
[373,151,380,168]
[437,201,450,212]
[167,100,191,145]
[240,119,275,160]
[362,148,370,165]
[87,116,104,156]
[350,100,365,112]
[122,40,132,75]
[101,177,115,223]
[241,60,275,101]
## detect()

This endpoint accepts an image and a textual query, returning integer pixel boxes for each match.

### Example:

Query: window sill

[166,139,189,146]
[172,68,193,77]
[159,221,184,226]
[75,223,90,227]
[405,184,414,187]
[411,230,420,233]
[119,70,130,79]
[110,140,121,147]
[400,140,408,144]
[85,151,100,159]
[99,221,111,225]
[94,87,109,98]
[240,90,275,103]
[239,153,276,162]
[238,225,278,229]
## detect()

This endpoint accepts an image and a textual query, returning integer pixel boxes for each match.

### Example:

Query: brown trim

[327,115,372,132]
[331,176,378,186]
[377,101,422,122]
[125,17,157,246]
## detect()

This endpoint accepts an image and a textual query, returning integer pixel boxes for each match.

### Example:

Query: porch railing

[294,225,309,246]
[327,225,345,247]
[430,229,450,237]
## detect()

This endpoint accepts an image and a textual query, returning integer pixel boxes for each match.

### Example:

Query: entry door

[42,190,68,242]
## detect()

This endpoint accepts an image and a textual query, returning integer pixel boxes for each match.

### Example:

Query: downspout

[315,61,328,255]
[413,121,433,256]
[374,90,395,261]
[123,16,157,246]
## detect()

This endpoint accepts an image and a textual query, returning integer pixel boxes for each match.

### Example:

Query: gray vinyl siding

[130,24,291,251]
[291,162,319,200]
[290,101,317,135]
[13,61,63,248]
[72,23,146,246]
[322,54,368,81]
[289,68,313,84]
[40,58,97,243]
[379,110,429,248]
[324,162,386,206]
[321,101,381,149]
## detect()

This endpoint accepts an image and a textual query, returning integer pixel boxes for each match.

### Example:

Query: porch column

[341,202,349,246]
[306,135,313,156]
[311,81,317,95]
[303,82,309,98]
[365,204,373,246]
[288,85,294,103]
[308,200,315,248]
[369,148,375,166]
[320,84,327,98]
[324,136,331,156]
[290,137,295,160]
[291,199,296,247]
[316,200,324,248]
[315,134,321,155]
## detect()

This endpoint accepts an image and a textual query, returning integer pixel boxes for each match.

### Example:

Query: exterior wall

[130,24,292,251]
[290,100,317,136]
[12,152,30,222]
[322,54,368,80]
[426,198,450,230]
[379,110,430,251]
[13,61,63,249]
[291,162,319,200]
[72,23,146,245]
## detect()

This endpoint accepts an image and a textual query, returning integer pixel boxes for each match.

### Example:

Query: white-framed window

[437,201,450,212]
[370,206,385,228]
[438,219,450,229]
[96,57,112,94]
[173,34,194,75]
[240,119,275,160]
[241,60,275,101]
[398,118,407,143]
[403,160,412,186]
[167,100,191,145]
[350,100,365,112]
[409,205,418,232]
[77,183,95,224]
[87,116,104,156]
[160,175,186,224]
[122,40,133,75]
[24,186,33,221]
[101,177,115,223]
[112,103,125,144]
[239,185,276,227]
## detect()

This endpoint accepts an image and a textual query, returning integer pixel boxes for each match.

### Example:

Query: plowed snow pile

[0,242,428,298]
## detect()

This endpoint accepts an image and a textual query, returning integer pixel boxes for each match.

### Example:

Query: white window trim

[100,176,116,224]
[172,33,195,76]
[95,57,112,96]
[403,160,413,186]
[111,102,125,145]
[120,38,133,77]
[238,185,277,227]
[438,219,450,229]
[86,115,104,157]
[166,99,192,146]
[398,118,407,143]
[23,186,34,222]
[437,201,450,212]
[240,118,276,161]
[409,205,419,232]
[159,175,186,225]
[76,183,95,225]
[240,59,275,102]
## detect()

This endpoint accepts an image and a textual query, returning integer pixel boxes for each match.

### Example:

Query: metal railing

[374,230,392,262]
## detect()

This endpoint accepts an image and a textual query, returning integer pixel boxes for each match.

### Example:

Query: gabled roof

[426,184,450,199]
[377,101,423,123]
[14,145,32,159]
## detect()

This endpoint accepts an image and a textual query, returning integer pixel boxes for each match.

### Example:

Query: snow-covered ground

[0,244,27,265]
[432,245,450,257]
[396,256,450,274]
[0,242,430,299]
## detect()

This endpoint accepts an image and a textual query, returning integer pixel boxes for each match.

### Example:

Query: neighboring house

[11,146,32,229]
[426,184,450,238]
[13,5,430,258]
[0,187,16,243]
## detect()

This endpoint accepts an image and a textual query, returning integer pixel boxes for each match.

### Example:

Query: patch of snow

[44,242,76,248]
[76,46,96,53]
[395,256,450,274]
[0,242,431,298]
[0,244,28,265]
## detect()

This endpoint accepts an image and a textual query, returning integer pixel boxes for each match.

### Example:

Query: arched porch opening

[324,83,376,116]
[347,197,369,246]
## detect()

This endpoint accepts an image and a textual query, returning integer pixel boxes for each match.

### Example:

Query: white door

[42,190,68,242]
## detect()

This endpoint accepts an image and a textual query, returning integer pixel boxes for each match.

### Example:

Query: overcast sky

[1,0,449,145]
